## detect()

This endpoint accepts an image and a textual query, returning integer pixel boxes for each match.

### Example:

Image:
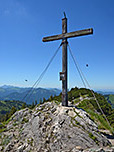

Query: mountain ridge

[0,85,61,104]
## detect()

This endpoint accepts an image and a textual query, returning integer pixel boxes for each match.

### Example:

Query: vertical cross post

[62,16,68,106]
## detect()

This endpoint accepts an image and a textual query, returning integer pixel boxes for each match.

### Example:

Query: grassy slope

[108,95,114,104]
[52,87,114,133]
[105,94,114,109]
[108,95,114,109]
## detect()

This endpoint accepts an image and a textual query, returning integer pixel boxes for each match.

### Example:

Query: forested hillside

[105,94,114,109]
[0,100,26,122]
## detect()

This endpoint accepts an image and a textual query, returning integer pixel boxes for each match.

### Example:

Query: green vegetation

[69,87,93,100]
[0,99,36,134]
[21,118,29,124]
[88,132,98,144]
[0,128,7,133]
[0,106,16,122]
[1,136,10,145]
[51,93,62,103]
[0,106,17,133]
[78,101,114,133]
[27,138,34,146]
[21,103,26,109]
[51,87,114,133]
[0,100,30,124]
[108,95,114,103]
[52,87,93,103]
[29,100,38,109]
[105,94,114,109]
[68,88,114,133]
[0,100,26,121]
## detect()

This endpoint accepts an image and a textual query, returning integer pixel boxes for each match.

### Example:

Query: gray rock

[17,144,25,152]
[1,101,113,152]
[96,148,105,152]
[0,146,3,151]
[4,142,13,152]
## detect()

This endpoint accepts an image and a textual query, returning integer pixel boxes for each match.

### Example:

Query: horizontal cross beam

[42,28,93,42]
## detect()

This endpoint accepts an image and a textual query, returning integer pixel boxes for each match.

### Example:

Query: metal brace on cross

[42,13,93,106]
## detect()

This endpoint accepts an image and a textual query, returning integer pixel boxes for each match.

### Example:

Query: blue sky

[0,0,114,90]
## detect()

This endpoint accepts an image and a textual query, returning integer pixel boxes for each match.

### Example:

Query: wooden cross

[42,13,93,106]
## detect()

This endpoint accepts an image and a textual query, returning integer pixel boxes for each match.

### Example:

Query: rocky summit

[0,101,113,152]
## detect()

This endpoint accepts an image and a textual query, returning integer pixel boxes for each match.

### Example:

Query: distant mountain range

[96,90,114,95]
[0,85,61,104]
[0,85,114,107]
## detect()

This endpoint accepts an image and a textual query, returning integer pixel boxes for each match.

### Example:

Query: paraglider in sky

[86,64,88,67]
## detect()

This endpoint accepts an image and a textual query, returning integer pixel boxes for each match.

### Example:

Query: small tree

[39,99,42,104]
[49,95,53,101]
[43,97,46,103]
[35,100,37,106]
[21,103,26,109]
[31,101,35,108]
[4,113,9,122]
[9,106,17,118]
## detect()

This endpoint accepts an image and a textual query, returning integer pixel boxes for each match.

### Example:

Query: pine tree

[39,99,42,104]
[21,103,26,109]
[9,106,17,118]
[49,95,53,101]
[31,101,35,108]
[35,100,37,105]
[43,98,46,103]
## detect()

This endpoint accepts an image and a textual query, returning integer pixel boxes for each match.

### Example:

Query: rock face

[0,101,113,152]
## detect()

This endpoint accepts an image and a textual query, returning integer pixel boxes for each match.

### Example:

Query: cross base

[62,92,68,106]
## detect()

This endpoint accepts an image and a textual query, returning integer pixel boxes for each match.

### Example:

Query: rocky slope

[0,101,113,152]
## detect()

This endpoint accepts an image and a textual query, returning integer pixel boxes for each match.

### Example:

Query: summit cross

[42,13,93,106]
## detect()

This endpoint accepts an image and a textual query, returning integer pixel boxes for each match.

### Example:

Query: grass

[54,100,60,105]
[3,118,11,125]
[13,122,18,126]
[21,118,29,124]
[0,128,7,133]
[88,132,98,144]
[86,109,114,134]
[105,94,114,109]
[77,99,114,134]
[1,136,10,145]
[27,138,34,146]
[71,116,81,127]
[73,109,83,119]
[109,95,114,104]
[0,101,6,104]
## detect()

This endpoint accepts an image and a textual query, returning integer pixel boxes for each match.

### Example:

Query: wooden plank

[42,28,93,42]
